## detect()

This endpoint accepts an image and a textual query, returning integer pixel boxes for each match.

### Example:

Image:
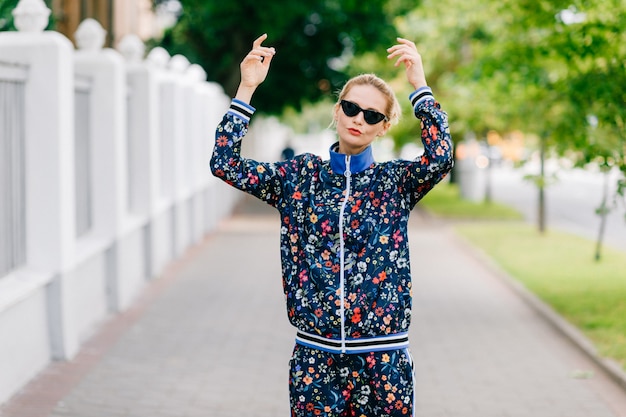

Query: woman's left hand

[387,38,427,90]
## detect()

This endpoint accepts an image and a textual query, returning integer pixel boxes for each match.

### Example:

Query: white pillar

[74,18,129,240]
[118,34,159,218]
[185,64,206,193]
[0,0,76,277]
[166,54,193,256]
[119,34,161,279]
[145,46,176,276]
[169,54,192,200]
[74,19,128,312]
[0,0,78,361]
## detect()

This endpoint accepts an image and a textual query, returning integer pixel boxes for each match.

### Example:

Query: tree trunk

[594,170,610,261]
[538,134,546,234]
[485,145,493,204]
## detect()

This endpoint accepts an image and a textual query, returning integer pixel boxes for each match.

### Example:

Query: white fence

[73,74,94,237]
[0,61,27,278]
[0,6,290,406]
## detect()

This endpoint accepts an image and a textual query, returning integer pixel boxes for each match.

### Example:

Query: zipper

[338,155,351,353]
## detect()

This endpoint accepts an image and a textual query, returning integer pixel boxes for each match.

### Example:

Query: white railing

[0,61,27,277]
[158,81,175,200]
[0,3,290,405]
[74,74,93,237]
[126,85,139,214]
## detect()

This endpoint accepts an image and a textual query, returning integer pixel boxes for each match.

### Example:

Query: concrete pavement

[2,194,626,417]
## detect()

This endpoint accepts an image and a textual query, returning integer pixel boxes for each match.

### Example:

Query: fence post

[168,54,194,256]
[73,18,129,312]
[144,46,177,276]
[74,18,128,242]
[0,0,76,276]
[119,34,160,280]
[119,34,155,218]
[183,64,207,243]
[0,0,78,361]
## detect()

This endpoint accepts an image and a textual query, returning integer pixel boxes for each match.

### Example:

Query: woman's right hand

[236,34,276,103]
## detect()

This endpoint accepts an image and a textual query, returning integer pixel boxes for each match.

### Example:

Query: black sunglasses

[340,100,388,125]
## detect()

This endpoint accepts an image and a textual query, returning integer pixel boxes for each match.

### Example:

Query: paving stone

[2,196,626,417]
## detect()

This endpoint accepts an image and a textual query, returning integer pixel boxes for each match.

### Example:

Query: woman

[211,34,453,417]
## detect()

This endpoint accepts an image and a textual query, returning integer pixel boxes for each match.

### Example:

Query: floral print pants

[289,344,415,417]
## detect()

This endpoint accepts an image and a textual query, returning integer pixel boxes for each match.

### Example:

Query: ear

[378,121,392,137]
[333,103,340,122]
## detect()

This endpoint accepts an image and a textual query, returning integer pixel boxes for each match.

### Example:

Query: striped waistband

[295,331,409,354]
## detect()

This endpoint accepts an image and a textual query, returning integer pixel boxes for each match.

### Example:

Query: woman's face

[334,84,391,155]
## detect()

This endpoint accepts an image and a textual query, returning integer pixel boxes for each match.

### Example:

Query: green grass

[419,182,523,220]
[455,222,626,370]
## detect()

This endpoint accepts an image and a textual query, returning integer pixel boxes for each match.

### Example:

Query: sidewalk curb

[447,226,626,394]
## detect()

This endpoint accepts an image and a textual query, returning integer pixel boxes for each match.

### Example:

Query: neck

[329,142,375,174]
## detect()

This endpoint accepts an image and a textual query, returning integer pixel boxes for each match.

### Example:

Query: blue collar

[329,142,375,175]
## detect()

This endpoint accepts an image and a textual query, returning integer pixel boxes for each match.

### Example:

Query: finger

[387,48,415,62]
[250,48,276,63]
[252,33,277,60]
[394,37,417,52]
[252,33,268,48]
[394,53,416,68]
[386,44,404,54]
[387,39,417,54]
[396,37,416,47]
[387,45,415,58]
[258,46,276,56]
[387,49,405,60]
[245,51,263,61]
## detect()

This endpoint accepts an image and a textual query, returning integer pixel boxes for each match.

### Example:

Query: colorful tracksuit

[211,87,453,416]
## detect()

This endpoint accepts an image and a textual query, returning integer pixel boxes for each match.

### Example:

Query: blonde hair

[336,74,401,125]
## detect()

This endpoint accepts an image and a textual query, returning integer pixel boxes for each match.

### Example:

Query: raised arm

[388,38,454,206]
[210,35,286,207]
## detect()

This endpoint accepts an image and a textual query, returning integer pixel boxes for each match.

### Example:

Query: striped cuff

[228,99,256,123]
[409,86,434,109]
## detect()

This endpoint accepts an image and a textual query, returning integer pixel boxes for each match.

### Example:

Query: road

[487,161,626,253]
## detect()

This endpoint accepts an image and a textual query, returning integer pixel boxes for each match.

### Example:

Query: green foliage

[156,0,409,115]
[397,0,625,235]
[397,0,624,164]
[0,0,19,31]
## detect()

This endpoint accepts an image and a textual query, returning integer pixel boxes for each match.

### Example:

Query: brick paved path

[2,196,626,417]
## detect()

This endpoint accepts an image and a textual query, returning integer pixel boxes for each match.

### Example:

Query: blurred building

[50,0,167,47]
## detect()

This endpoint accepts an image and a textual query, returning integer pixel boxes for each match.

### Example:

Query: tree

[154,0,415,115]
[483,0,626,256]
[0,0,20,31]
[400,0,625,253]
[553,4,626,259]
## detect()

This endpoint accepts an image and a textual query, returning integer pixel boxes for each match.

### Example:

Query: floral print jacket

[211,87,453,350]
